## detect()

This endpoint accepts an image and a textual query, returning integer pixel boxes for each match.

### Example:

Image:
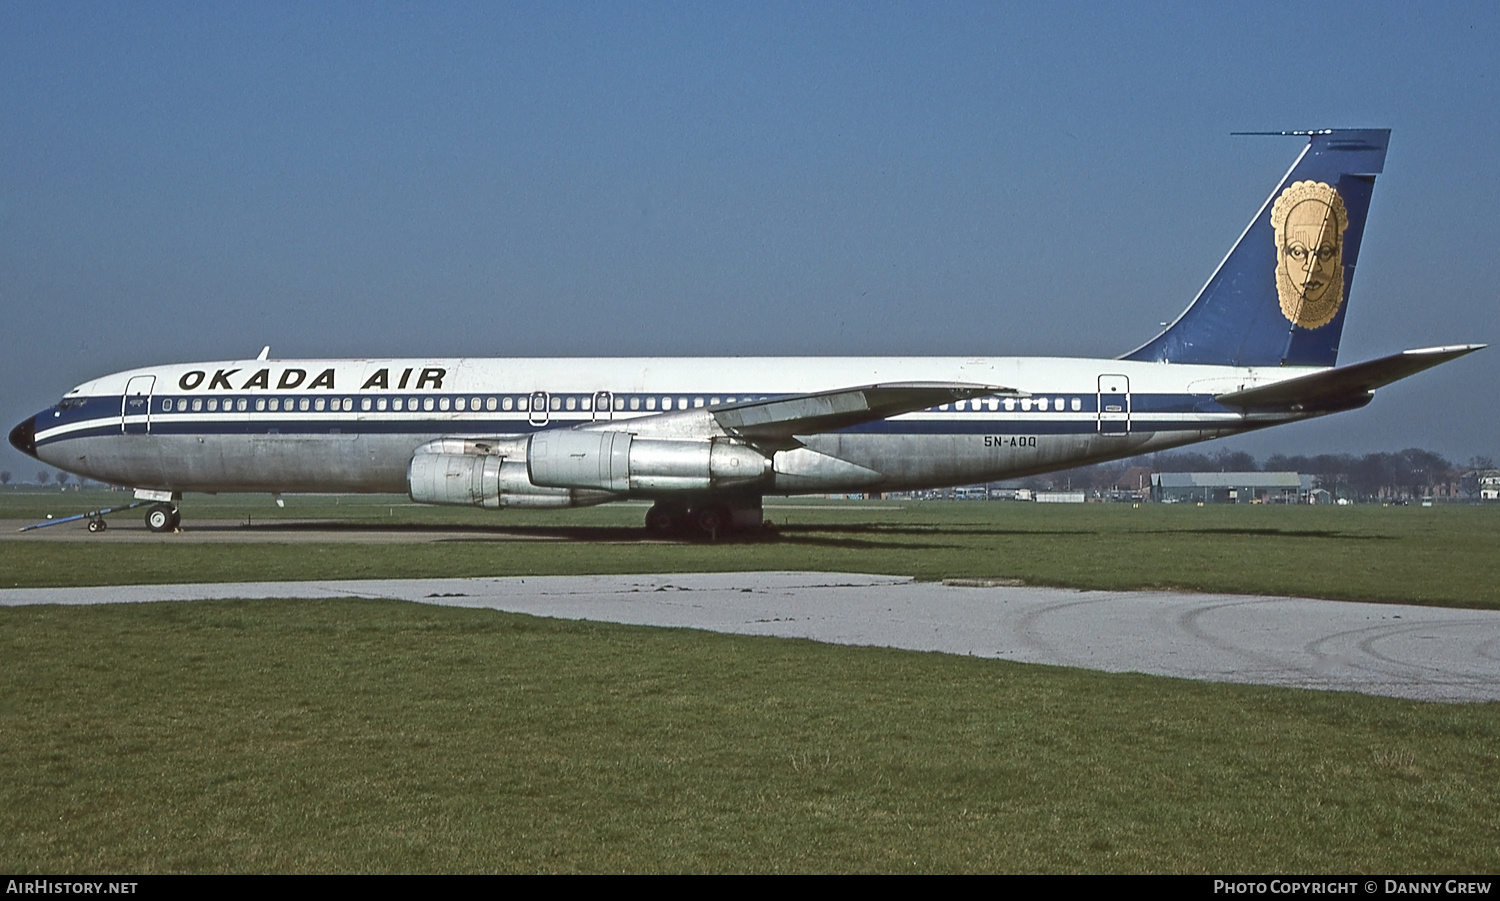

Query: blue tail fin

[1123,129,1389,367]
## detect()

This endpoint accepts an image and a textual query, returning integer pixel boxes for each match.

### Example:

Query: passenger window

[693,397,704,408]
[630,397,640,411]
[1020,399,1032,411]
[472,397,481,410]
[268,398,279,412]
[646,397,656,411]
[236,398,247,412]
[423,398,434,412]
[1004,398,1015,411]
[502,397,513,411]
[162,399,173,412]
[297,398,308,411]
[677,397,687,410]
[192,398,202,411]
[454,397,465,411]
[376,398,386,411]
[550,396,561,411]
[565,397,577,411]
[956,400,966,411]
[1038,398,1048,412]
[486,397,497,411]
[255,398,266,412]
[1071,398,1081,412]
[314,398,326,411]
[439,397,451,411]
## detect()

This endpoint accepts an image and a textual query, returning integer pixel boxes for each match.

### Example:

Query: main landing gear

[644,499,765,541]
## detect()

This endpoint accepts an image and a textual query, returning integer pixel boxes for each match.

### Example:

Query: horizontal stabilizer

[713,382,1018,441]
[1215,344,1484,409]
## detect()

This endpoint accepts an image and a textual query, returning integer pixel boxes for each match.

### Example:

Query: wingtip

[1402,343,1486,357]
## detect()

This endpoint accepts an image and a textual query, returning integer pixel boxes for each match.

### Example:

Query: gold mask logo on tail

[1272,180,1348,329]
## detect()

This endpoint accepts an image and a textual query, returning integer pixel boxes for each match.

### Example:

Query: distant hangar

[1151,472,1311,504]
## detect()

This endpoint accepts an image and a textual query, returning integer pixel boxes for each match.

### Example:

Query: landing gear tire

[145,504,177,533]
[691,503,732,541]
[86,518,107,533]
[644,502,687,536]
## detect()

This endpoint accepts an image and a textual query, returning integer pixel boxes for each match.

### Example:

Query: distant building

[1480,470,1500,501]
[1035,491,1086,504]
[1116,466,1155,497]
[1151,472,1306,504]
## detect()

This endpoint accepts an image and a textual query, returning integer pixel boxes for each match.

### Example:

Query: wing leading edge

[709,381,1021,445]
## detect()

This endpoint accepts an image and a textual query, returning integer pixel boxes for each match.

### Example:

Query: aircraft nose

[8,415,37,459]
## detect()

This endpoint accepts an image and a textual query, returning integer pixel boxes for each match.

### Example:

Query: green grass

[3,598,1497,873]
[5,491,1499,609]
[4,491,1498,872]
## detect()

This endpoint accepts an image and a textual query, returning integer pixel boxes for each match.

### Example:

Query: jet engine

[528,431,771,493]
[406,437,614,508]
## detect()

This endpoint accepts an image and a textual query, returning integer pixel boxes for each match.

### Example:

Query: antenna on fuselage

[257,346,270,361]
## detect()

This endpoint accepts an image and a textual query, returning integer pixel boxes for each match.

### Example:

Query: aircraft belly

[169,434,413,492]
[42,433,415,493]
[38,434,167,489]
[793,431,1190,490]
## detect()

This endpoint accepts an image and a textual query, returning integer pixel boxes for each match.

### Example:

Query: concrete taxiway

[4,572,1496,703]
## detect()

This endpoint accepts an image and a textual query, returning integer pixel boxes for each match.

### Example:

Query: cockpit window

[57,398,86,410]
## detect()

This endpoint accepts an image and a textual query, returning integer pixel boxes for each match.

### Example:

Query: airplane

[7,129,1484,537]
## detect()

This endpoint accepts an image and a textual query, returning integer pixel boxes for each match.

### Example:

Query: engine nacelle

[528,431,771,493]
[407,450,614,509]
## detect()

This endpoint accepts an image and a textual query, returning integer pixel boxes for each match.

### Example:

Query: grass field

[4,489,1499,609]
[2,490,1498,872]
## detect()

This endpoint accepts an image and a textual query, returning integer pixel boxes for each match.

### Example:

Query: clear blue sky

[3,1,1497,479]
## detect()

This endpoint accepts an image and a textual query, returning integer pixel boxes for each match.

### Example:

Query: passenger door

[122,376,155,435]
[1097,374,1130,435]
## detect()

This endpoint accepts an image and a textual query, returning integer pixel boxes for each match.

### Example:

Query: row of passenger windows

[156,394,764,414]
[154,394,1090,415]
[944,397,1085,412]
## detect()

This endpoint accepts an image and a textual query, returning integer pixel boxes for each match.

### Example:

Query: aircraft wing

[435,382,1020,451]
[1215,344,1485,410]
[709,381,1021,443]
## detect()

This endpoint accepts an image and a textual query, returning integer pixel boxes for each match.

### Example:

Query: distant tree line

[2,470,92,488]
[1028,448,1497,502]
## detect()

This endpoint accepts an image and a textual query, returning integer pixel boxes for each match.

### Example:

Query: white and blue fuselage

[21,354,1305,496]
[8,130,1484,532]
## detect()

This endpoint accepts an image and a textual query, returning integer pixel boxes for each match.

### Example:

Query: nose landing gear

[145,503,181,533]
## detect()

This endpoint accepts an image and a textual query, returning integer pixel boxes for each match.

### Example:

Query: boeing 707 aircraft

[9,129,1483,536]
